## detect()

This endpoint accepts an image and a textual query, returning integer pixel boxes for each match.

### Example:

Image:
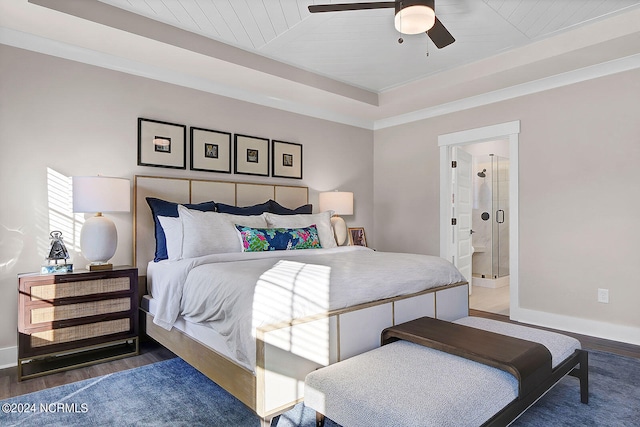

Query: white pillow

[263,211,337,249]
[157,216,183,261]
[178,205,268,258]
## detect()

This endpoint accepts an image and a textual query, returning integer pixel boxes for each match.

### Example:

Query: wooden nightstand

[17,266,139,381]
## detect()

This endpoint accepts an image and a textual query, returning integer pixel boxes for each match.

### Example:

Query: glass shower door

[491,155,509,278]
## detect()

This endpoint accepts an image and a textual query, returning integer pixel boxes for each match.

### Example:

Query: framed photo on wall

[272,140,302,179]
[190,127,232,173]
[138,118,186,169]
[348,227,367,247]
[234,134,269,176]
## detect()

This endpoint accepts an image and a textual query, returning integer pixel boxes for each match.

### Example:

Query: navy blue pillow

[269,199,313,215]
[216,201,271,216]
[146,197,216,262]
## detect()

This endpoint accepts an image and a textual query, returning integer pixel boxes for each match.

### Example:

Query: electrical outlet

[597,288,609,304]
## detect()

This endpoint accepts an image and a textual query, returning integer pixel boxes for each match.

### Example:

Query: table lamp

[72,176,130,270]
[319,191,353,245]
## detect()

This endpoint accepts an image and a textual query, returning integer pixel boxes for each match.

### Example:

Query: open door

[451,147,472,286]
[439,120,520,318]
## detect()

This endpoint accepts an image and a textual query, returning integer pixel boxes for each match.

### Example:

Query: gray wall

[0,45,374,364]
[374,68,640,341]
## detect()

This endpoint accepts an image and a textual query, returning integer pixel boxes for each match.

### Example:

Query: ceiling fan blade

[427,16,455,48]
[309,2,395,13]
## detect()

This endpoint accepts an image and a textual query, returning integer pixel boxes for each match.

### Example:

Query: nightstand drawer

[30,297,131,324]
[30,276,131,301]
[30,318,131,348]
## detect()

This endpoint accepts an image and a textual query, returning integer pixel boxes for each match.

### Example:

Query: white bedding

[147,246,465,370]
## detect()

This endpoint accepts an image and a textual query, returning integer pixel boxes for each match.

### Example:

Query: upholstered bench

[304,316,588,427]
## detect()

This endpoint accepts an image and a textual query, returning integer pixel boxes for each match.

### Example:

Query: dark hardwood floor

[470,309,640,359]
[0,339,176,400]
[2,313,639,400]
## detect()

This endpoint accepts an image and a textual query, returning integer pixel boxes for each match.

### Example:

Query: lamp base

[80,213,118,265]
[87,263,113,271]
[331,215,347,246]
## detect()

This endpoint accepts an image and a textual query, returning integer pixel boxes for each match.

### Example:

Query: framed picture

[190,127,232,173]
[138,118,186,169]
[348,227,367,247]
[234,134,269,176]
[272,140,302,179]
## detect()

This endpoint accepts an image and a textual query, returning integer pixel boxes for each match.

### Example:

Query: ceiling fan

[308,0,455,49]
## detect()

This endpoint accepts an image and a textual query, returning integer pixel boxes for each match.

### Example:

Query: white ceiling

[95,0,640,92]
[1,0,640,128]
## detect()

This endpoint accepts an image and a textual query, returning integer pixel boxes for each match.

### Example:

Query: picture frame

[234,134,269,176]
[348,227,367,247]
[190,127,232,173]
[138,118,186,169]
[272,140,303,179]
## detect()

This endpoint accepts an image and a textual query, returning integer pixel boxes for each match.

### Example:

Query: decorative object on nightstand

[41,230,73,273]
[17,266,139,381]
[319,191,353,245]
[348,227,367,247]
[72,176,130,271]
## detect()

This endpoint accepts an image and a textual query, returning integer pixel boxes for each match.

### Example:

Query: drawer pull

[57,274,108,282]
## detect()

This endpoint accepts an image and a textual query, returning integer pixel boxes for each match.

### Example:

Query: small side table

[17,266,139,381]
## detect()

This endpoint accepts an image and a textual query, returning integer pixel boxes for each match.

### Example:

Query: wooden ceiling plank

[160,0,198,27]
[262,0,289,34]
[230,1,267,48]
[178,0,217,33]
[213,0,254,46]
[247,1,278,44]
[280,0,304,28]
[193,0,232,39]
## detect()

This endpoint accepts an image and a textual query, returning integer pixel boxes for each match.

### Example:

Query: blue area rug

[1,358,259,427]
[1,350,638,426]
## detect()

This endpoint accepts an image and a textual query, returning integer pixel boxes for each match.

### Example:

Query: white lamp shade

[319,191,353,215]
[72,176,130,213]
[394,4,435,35]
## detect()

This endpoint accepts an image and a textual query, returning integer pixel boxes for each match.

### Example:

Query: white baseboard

[0,346,17,369]
[511,307,640,347]
[472,276,509,289]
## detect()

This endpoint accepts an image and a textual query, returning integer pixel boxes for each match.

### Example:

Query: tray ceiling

[96,0,640,92]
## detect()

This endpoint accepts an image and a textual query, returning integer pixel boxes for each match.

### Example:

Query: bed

[134,175,469,424]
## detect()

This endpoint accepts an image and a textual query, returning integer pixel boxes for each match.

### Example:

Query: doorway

[467,145,510,315]
[438,121,520,318]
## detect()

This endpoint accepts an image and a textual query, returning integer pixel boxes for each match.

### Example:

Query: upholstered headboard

[133,175,309,275]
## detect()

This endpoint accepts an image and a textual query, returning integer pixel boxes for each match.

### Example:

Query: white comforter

[147,246,465,370]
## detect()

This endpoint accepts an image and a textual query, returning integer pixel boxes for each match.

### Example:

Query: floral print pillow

[235,225,322,252]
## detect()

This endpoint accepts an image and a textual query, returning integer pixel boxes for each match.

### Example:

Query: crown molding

[0,27,375,130]
[374,53,640,130]
[2,26,638,132]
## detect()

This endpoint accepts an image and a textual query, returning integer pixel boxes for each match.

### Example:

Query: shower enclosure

[472,154,509,282]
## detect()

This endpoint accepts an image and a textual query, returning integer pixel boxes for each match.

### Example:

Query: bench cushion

[305,340,519,427]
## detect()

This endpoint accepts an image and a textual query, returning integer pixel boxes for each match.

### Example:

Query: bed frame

[134,175,469,424]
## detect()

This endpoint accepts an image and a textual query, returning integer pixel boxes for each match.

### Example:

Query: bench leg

[315,411,325,427]
[578,350,589,404]
[569,349,589,404]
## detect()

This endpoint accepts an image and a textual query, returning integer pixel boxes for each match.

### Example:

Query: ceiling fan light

[394,5,435,35]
